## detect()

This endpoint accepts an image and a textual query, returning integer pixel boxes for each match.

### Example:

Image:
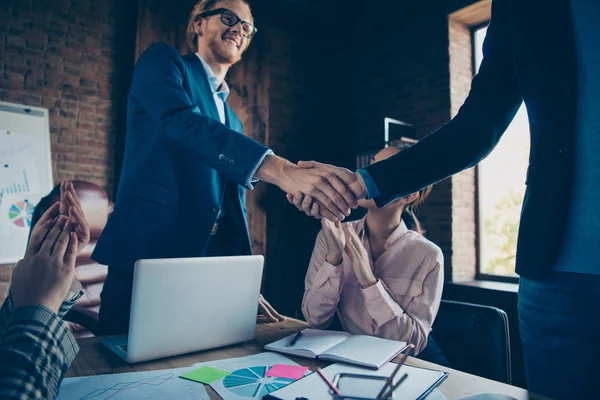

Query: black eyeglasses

[198,8,257,38]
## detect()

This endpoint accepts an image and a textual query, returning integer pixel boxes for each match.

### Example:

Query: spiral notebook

[264,329,407,369]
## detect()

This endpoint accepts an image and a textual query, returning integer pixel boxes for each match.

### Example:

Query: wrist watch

[66,278,83,302]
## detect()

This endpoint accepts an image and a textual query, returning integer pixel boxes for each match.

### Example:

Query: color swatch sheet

[57,367,209,400]
[191,352,308,400]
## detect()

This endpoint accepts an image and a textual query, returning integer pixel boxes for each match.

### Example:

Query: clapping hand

[343,224,377,288]
[321,219,345,266]
[59,181,90,254]
[11,202,79,314]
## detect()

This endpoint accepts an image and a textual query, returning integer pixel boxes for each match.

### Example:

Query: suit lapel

[182,54,221,123]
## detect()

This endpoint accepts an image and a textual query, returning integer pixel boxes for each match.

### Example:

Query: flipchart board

[0,101,53,263]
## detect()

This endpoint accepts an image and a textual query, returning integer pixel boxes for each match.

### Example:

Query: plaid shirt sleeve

[0,292,82,400]
[0,289,82,335]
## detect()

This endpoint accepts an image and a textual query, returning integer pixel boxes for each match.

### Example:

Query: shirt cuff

[6,289,83,321]
[58,289,84,320]
[246,149,274,189]
[356,169,380,199]
[361,280,403,326]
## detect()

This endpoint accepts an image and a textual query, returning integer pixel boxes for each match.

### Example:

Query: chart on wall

[0,101,53,263]
[56,367,210,400]
[191,352,308,400]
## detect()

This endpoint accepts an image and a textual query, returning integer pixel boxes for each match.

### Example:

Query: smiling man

[92,0,362,334]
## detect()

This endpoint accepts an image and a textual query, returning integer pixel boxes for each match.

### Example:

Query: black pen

[289,331,303,346]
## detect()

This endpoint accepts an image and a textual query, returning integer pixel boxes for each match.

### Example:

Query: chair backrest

[30,180,112,338]
[431,300,511,384]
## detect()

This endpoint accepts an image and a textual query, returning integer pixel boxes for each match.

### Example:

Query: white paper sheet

[57,367,210,400]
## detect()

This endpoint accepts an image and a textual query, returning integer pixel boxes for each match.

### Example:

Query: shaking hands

[256,155,368,222]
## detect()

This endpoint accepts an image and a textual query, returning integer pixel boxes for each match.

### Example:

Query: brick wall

[0,0,124,302]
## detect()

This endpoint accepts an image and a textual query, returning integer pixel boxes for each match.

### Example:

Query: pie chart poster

[0,193,42,263]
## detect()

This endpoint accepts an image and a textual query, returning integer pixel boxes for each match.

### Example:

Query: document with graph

[190,352,309,400]
[56,367,210,400]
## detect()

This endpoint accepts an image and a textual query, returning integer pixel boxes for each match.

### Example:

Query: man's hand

[59,181,90,254]
[298,161,368,200]
[343,225,377,288]
[258,294,285,322]
[255,155,358,222]
[11,205,79,314]
[285,161,368,220]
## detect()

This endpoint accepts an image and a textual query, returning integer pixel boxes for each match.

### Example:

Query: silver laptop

[102,255,264,363]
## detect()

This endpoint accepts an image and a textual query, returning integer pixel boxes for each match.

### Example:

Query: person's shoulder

[145,42,178,55]
[137,42,183,65]
[405,231,444,262]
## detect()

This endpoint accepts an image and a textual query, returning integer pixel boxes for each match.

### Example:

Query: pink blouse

[302,217,444,354]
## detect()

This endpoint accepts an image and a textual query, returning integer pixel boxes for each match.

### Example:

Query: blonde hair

[186,0,251,52]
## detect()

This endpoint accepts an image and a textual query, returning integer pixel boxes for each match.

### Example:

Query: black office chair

[431,300,511,384]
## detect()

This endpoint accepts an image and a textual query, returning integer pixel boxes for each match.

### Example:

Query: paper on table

[265,364,309,380]
[57,367,210,400]
[180,366,232,384]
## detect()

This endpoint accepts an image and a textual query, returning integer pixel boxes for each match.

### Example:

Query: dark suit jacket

[92,43,268,271]
[364,0,577,279]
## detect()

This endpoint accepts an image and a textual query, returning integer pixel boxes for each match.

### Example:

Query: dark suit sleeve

[130,42,269,189]
[365,0,523,207]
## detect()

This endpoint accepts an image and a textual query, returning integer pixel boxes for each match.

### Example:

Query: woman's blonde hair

[186,0,251,51]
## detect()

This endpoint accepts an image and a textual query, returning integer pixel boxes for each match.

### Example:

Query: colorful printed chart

[8,199,35,228]
[222,366,295,398]
[192,352,308,400]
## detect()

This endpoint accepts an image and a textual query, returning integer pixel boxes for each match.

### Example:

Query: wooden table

[67,319,539,400]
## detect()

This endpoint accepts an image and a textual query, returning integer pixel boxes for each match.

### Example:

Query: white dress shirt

[196,53,273,185]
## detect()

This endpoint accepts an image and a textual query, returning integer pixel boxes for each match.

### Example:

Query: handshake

[255,155,369,222]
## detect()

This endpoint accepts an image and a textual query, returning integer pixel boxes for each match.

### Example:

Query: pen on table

[289,331,303,347]
[376,343,414,399]
[316,368,342,396]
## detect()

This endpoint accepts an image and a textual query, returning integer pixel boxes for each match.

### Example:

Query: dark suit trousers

[519,271,600,399]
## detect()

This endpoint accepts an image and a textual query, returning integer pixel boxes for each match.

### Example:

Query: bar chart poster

[1,165,40,196]
[0,130,41,196]
[0,102,53,263]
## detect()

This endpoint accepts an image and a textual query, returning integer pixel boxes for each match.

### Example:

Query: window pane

[475,25,529,277]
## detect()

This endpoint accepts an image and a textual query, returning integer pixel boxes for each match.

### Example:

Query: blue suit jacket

[92,43,269,271]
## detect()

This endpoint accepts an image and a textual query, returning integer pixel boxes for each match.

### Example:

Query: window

[474,25,530,280]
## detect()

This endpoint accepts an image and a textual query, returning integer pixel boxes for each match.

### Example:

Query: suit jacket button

[229,159,236,166]
[218,154,225,161]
